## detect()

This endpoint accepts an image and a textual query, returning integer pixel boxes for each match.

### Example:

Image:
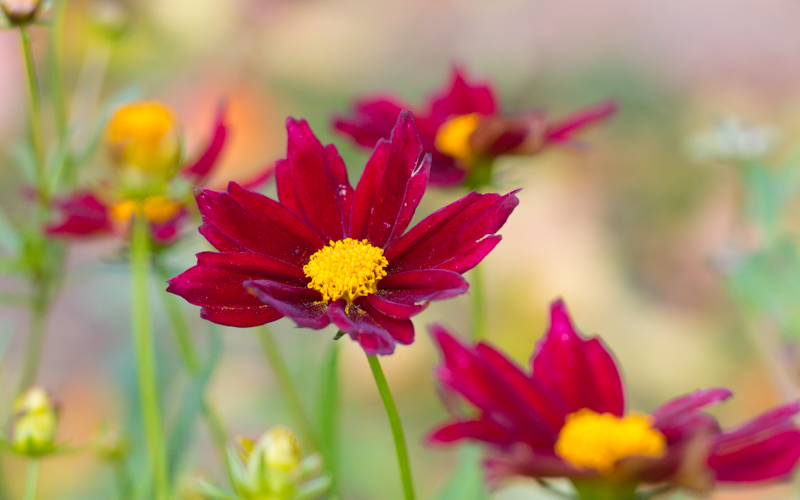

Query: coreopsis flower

[334,68,617,189]
[198,426,330,500]
[46,101,269,245]
[9,387,58,457]
[428,300,800,499]
[167,111,518,355]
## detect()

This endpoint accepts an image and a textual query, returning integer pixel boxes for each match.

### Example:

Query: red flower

[46,103,270,245]
[334,67,617,188]
[429,300,800,496]
[167,111,518,355]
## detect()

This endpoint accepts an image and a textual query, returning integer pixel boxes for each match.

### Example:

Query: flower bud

[11,387,58,456]
[1,0,42,25]
[202,426,330,500]
[89,0,131,41]
[105,101,181,191]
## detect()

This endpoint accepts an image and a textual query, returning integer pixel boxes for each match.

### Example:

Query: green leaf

[8,143,37,185]
[433,444,486,500]
[196,481,239,500]
[0,205,21,257]
[315,340,339,479]
[166,329,222,482]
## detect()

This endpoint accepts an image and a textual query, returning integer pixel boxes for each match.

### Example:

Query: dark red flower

[46,103,271,245]
[334,67,617,189]
[429,300,800,496]
[167,111,518,355]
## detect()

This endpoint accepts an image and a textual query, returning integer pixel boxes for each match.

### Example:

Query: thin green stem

[17,282,47,395]
[112,460,134,500]
[46,0,68,143]
[23,459,40,500]
[469,263,486,341]
[255,326,318,451]
[130,213,169,500]
[155,262,227,460]
[19,26,45,194]
[366,355,415,500]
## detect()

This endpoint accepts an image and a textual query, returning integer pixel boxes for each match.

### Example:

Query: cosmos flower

[428,300,800,499]
[46,101,270,245]
[167,111,518,355]
[334,67,617,189]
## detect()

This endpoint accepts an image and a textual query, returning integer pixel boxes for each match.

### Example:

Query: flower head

[167,111,518,355]
[428,301,800,497]
[199,426,330,500]
[10,387,58,457]
[334,67,617,189]
[46,102,270,246]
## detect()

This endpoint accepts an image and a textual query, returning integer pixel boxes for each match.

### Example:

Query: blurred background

[2,0,800,498]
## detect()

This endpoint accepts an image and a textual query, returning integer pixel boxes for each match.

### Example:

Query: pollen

[554,408,667,474]
[434,113,481,163]
[110,195,181,223]
[303,238,388,304]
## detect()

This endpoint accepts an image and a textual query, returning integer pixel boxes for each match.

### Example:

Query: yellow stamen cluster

[554,408,667,474]
[303,238,388,304]
[434,113,481,164]
[110,195,182,223]
[105,101,180,177]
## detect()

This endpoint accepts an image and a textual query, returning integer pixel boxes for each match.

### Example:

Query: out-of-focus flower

[334,68,617,189]
[167,111,518,355]
[688,115,778,162]
[92,424,129,462]
[46,101,271,245]
[428,300,800,499]
[10,387,58,457]
[1,0,42,25]
[198,426,330,500]
[89,0,131,41]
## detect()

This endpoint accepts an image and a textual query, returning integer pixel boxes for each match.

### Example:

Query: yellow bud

[89,0,131,40]
[11,387,58,456]
[1,0,42,25]
[261,426,302,472]
[105,102,181,187]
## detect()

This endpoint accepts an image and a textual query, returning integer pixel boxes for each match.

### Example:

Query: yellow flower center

[110,195,182,223]
[105,101,180,176]
[554,409,667,474]
[434,113,481,164]
[303,238,388,304]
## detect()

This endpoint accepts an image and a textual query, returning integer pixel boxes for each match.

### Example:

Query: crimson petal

[710,423,800,482]
[327,300,414,355]
[332,98,406,149]
[197,184,323,267]
[46,191,112,237]
[652,388,733,428]
[166,265,283,327]
[385,190,518,274]
[531,300,625,416]
[429,67,496,121]
[429,419,514,446]
[245,279,329,329]
[349,111,430,248]
[276,118,352,241]
[181,102,228,181]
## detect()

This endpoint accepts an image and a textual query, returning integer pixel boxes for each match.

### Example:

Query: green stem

[255,326,318,451]
[469,263,486,341]
[112,460,134,500]
[130,213,169,500]
[572,480,636,500]
[23,459,40,500]
[156,262,227,460]
[46,0,68,143]
[19,26,46,196]
[366,355,415,500]
[17,282,47,395]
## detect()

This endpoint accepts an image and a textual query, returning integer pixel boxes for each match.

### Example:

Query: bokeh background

[2,0,800,498]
